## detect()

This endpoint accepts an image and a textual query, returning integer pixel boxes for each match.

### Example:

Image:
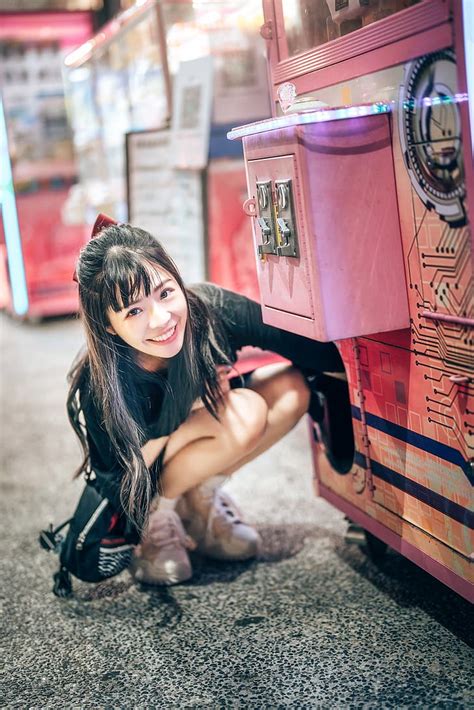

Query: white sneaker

[130,509,195,585]
[177,485,261,561]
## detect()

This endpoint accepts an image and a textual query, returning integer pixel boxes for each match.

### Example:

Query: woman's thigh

[162,387,268,466]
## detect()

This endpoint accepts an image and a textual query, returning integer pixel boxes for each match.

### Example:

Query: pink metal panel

[358,338,473,558]
[247,155,315,320]
[453,3,474,253]
[242,111,410,341]
[301,113,409,340]
[318,482,474,603]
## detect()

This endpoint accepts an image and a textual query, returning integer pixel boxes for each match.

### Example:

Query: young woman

[68,217,344,585]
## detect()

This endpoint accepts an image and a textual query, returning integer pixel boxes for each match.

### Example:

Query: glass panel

[161,0,270,124]
[63,5,169,222]
[282,0,421,58]
[62,1,270,223]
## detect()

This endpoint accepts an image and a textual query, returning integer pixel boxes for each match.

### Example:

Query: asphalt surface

[0,311,472,709]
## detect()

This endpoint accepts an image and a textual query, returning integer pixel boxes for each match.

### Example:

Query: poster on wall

[126,128,206,284]
[170,56,213,170]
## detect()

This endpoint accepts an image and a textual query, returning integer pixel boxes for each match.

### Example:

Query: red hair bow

[91,213,117,236]
[73,213,118,283]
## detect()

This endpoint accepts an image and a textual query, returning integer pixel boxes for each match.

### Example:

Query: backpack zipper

[76,498,109,551]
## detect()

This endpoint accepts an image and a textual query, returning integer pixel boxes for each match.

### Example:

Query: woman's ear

[106,325,116,335]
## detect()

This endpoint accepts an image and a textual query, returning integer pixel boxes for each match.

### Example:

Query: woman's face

[106,265,188,370]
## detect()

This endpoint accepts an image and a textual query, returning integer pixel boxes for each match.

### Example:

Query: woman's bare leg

[153,363,309,499]
[158,388,268,498]
[222,363,310,476]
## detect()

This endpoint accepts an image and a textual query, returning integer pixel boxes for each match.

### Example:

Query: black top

[80,283,344,510]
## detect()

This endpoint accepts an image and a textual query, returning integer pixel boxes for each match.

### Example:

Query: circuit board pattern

[310,50,473,576]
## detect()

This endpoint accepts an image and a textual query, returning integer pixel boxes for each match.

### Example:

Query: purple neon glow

[228,93,470,140]
[227,102,391,140]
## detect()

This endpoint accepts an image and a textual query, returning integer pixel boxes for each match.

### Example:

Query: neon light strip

[227,102,391,140]
[0,98,28,316]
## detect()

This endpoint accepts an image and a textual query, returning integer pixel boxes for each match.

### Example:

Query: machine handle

[243,198,257,217]
[259,21,273,40]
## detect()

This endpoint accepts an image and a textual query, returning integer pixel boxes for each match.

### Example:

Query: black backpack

[39,480,139,597]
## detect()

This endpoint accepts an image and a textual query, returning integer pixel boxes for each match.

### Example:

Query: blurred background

[0,0,269,321]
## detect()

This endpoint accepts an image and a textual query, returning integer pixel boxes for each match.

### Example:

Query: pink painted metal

[451,1,474,254]
[242,109,410,340]
[232,0,473,600]
[319,482,474,603]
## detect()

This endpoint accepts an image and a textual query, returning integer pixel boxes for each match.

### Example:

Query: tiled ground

[0,312,472,709]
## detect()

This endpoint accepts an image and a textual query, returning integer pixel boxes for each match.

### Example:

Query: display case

[64,0,171,223]
[230,0,473,601]
[0,11,93,318]
[262,0,453,101]
[64,0,270,296]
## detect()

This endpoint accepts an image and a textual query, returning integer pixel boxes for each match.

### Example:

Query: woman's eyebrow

[124,278,173,309]
[154,278,173,292]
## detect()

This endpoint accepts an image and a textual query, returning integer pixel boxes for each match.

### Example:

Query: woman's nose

[148,301,170,329]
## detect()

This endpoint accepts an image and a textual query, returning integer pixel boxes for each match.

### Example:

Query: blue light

[228,102,391,140]
[0,97,28,316]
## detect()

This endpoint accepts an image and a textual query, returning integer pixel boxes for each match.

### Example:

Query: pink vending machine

[229,0,473,602]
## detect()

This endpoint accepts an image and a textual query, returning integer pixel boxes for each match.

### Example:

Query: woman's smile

[147,323,178,345]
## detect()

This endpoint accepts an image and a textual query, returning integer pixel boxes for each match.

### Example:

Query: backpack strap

[38,518,73,552]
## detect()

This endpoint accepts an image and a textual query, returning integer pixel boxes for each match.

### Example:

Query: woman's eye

[126,307,142,318]
[160,288,173,299]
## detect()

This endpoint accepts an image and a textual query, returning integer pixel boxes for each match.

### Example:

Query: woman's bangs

[104,252,160,312]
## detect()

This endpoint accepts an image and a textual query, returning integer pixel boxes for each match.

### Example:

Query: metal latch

[255,181,278,257]
[275,179,299,258]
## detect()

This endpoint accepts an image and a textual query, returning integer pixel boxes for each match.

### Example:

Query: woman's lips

[147,323,178,345]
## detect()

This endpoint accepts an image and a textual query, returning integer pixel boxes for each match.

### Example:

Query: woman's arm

[192,283,345,373]
[140,436,169,469]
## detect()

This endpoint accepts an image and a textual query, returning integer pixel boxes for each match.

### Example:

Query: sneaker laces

[147,510,196,550]
[212,490,243,525]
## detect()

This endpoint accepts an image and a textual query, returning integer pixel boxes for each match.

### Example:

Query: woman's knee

[250,365,310,419]
[222,388,268,452]
[279,367,311,417]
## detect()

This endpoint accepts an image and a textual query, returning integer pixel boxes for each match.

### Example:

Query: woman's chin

[144,335,185,365]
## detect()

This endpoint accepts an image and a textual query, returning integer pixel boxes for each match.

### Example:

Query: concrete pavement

[0,312,472,709]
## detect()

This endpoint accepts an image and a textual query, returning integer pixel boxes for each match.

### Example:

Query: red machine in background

[230,0,473,601]
[0,12,93,318]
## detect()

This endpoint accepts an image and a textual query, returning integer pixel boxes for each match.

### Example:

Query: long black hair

[67,223,232,531]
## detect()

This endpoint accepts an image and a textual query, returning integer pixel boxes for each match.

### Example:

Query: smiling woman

[106,271,188,371]
[65,217,344,587]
